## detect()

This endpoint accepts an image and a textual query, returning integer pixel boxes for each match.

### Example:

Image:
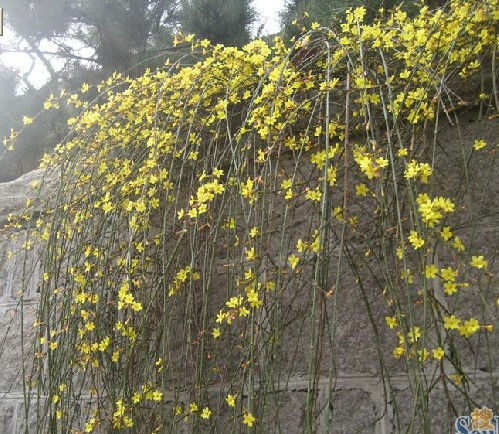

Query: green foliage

[179,0,256,47]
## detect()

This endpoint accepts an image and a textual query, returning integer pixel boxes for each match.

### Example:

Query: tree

[280,0,419,42]
[179,0,256,47]
[0,1,181,181]
[2,0,180,78]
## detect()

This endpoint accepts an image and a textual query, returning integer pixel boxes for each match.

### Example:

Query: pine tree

[180,0,256,47]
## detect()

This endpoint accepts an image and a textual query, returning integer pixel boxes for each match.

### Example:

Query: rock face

[0,169,57,229]
[0,169,53,434]
[0,116,497,434]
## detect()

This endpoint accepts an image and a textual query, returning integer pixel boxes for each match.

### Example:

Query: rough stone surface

[0,115,497,433]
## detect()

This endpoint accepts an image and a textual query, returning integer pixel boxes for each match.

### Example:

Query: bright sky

[0,0,287,90]
[253,0,286,35]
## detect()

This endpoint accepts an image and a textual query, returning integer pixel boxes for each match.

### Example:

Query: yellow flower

[408,230,424,249]
[440,226,452,241]
[246,247,257,261]
[201,407,211,419]
[393,346,404,359]
[288,254,299,270]
[443,315,460,330]
[247,290,262,308]
[432,347,445,361]
[249,226,259,238]
[226,394,236,407]
[213,167,224,178]
[440,266,457,282]
[243,411,256,427]
[189,402,198,413]
[212,327,221,338]
[355,183,369,196]
[417,348,429,362]
[473,139,486,150]
[452,236,465,252]
[470,255,488,269]
[443,282,458,295]
[458,318,480,337]
[425,264,438,279]
[281,178,292,190]
[305,187,322,202]
[152,390,163,402]
[408,326,421,344]
[385,316,397,329]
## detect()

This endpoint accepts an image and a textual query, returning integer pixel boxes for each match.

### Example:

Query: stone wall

[0,116,497,433]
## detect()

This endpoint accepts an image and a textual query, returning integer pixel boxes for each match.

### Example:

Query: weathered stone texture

[0,115,497,432]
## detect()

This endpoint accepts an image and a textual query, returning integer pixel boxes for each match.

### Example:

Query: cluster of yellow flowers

[8,0,497,431]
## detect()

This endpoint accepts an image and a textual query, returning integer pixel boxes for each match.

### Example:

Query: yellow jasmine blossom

[152,390,163,402]
[201,407,211,419]
[305,187,322,202]
[212,327,221,338]
[226,394,236,407]
[408,230,424,249]
[288,254,299,270]
[408,326,421,343]
[425,264,438,279]
[355,183,369,196]
[440,226,452,241]
[249,226,259,238]
[432,347,445,361]
[385,316,397,329]
[470,255,488,269]
[444,315,460,330]
[452,236,465,252]
[418,348,429,361]
[440,266,457,282]
[243,411,256,427]
[458,318,480,337]
[473,139,486,150]
[443,282,458,295]
[245,247,257,261]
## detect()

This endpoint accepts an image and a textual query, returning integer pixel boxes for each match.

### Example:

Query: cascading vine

[4,0,497,432]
